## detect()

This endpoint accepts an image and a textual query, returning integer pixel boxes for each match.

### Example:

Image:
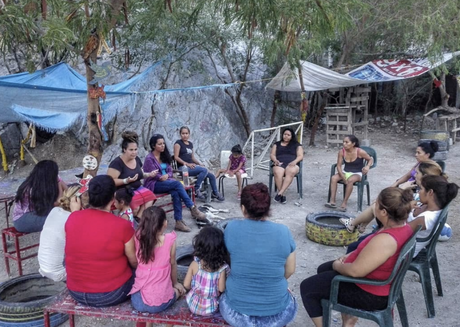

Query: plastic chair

[327,146,377,211]
[268,160,303,199]
[321,226,421,327]
[435,160,445,173]
[171,159,212,203]
[406,204,450,318]
[217,151,249,197]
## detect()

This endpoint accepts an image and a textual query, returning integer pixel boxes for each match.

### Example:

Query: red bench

[44,290,230,327]
[1,227,39,276]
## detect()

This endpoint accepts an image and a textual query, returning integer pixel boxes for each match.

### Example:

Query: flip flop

[338,207,347,212]
[324,203,337,209]
[339,218,355,233]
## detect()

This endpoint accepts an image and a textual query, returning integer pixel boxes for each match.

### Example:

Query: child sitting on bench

[129,207,186,327]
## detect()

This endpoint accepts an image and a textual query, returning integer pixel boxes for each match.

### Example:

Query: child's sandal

[339,218,356,233]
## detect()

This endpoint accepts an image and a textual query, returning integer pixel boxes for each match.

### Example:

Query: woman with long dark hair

[270,128,303,204]
[143,134,207,233]
[13,160,66,233]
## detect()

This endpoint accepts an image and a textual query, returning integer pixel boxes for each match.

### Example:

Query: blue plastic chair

[321,226,420,327]
[327,146,377,211]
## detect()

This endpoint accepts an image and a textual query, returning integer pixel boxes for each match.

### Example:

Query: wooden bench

[44,290,230,327]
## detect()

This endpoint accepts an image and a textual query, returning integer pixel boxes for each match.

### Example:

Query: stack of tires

[420,130,449,161]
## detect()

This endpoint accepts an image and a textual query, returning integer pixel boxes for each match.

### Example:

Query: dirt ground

[1,125,459,327]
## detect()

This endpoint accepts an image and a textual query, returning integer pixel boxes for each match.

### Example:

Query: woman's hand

[70,196,82,212]
[274,159,282,166]
[159,174,169,181]
[124,174,138,184]
[399,181,417,190]
[147,170,158,178]
[362,166,370,175]
[174,282,186,296]
[227,170,234,177]
[186,163,197,169]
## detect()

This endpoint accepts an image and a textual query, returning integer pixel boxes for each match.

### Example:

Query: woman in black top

[173,126,224,201]
[107,131,157,218]
[325,135,372,212]
[270,128,303,204]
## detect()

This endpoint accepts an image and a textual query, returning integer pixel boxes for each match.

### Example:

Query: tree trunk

[270,91,280,127]
[82,0,127,177]
[309,92,327,146]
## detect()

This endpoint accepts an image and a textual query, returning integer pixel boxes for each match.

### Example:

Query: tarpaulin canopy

[266,52,460,92]
[0,62,159,131]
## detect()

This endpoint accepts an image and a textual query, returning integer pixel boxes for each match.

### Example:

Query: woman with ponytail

[219,183,297,327]
[407,175,458,256]
[300,187,414,327]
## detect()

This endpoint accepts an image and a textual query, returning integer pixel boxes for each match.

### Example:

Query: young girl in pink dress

[184,226,229,315]
[129,207,186,327]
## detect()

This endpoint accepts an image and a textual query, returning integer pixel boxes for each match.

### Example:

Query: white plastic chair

[218,150,249,197]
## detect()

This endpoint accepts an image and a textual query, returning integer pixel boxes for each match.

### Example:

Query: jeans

[219,292,298,327]
[13,211,47,233]
[69,272,135,307]
[180,166,219,194]
[131,291,176,313]
[153,179,194,221]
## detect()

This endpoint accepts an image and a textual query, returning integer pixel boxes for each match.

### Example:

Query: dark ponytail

[421,175,459,208]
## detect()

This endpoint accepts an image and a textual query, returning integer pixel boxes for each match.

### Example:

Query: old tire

[0,273,68,326]
[176,245,194,283]
[305,211,359,246]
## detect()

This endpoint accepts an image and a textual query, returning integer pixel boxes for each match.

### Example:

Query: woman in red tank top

[301,187,414,327]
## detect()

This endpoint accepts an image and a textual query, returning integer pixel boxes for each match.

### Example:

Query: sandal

[338,207,347,212]
[339,218,356,233]
[325,203,337,209]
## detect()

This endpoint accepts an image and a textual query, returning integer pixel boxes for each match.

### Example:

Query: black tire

[305,211,359,246]
[0,274,66,324]
[176,245,194,283]
[0,312,68,327]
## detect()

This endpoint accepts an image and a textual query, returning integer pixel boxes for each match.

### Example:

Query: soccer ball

[438,223,452,242]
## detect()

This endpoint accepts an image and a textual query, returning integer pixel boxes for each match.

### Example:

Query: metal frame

[242,121,303,177]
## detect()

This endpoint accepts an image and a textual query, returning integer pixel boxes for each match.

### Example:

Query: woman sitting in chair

[300,187,414,327]
[270,128,303,204]
[325,135,373,212]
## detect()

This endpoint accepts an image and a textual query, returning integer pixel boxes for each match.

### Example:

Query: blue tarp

[0,62,159,131]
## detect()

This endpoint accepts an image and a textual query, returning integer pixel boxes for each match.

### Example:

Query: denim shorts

[131,291,176,314]
[69,272,134,307]
[219,291,298,327]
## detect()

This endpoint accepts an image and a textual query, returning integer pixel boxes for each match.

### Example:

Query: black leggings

[300,261,388,318]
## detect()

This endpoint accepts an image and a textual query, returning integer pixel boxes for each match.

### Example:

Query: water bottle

[182,166,190,186]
